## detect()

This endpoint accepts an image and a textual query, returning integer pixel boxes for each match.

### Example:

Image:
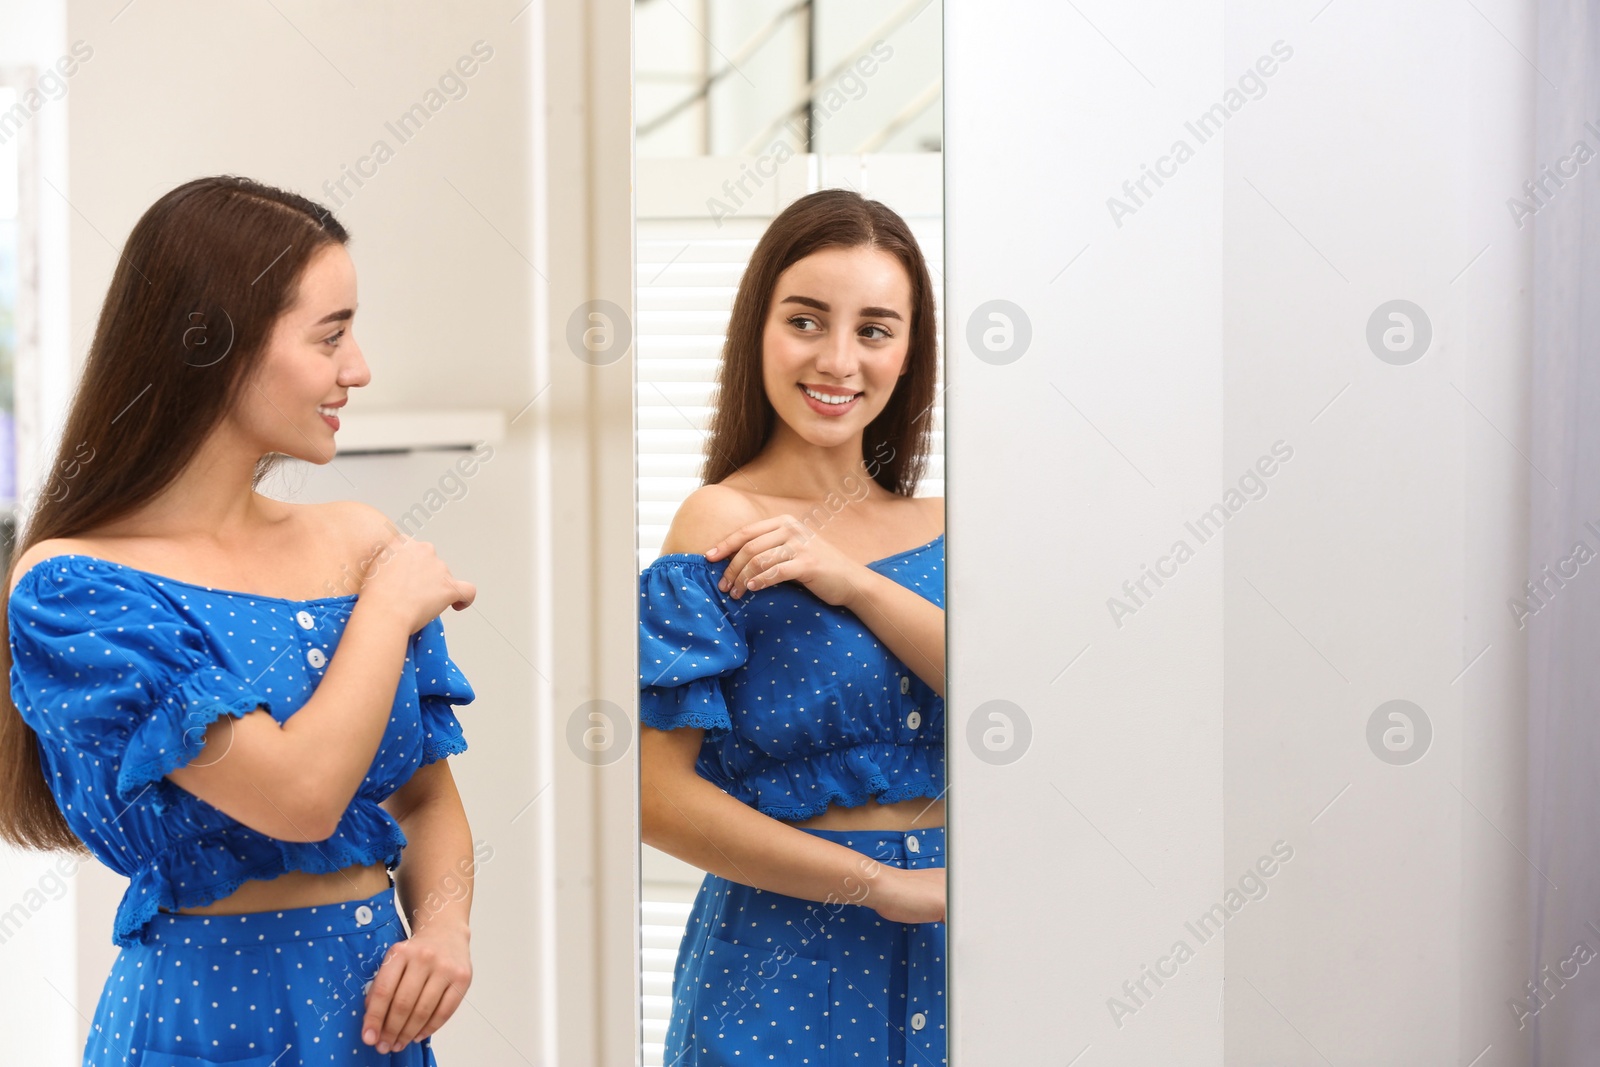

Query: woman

[640,188,947,1065]
[0,176,479,1066]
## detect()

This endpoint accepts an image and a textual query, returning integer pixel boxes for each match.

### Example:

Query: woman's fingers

[733,541,796,595]
[363,929,474,1051]
[722,527,791,595]
[361,946,408,1048]
[379,957,429,1051]
[390,971,452,1051]
[705,516,784,562]
[744,559,796,592]
[707,515,768,559]
[413,980,469,1042]
[366,945,428,1052]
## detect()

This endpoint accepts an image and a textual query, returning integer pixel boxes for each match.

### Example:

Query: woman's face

[235,242,370,463]
[760,245,913,448]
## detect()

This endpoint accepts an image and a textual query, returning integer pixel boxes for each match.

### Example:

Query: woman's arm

[708,514,947,696]
[166,598,413,840]
[164,519,472,841]
[835,569,946,697]
[641,724,943,923]
[364,759,475,1054]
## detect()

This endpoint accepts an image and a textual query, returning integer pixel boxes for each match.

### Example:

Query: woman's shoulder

[658,484,766,557]
[271,499,399,594]
[300,498,396,559]
[7,500,396,599]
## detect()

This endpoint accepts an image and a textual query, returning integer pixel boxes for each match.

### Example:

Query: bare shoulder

[286,500,401,598]
[660,484,766,556]
[7,502,401,600]
[310,499,398,554]
[915,493,945,535]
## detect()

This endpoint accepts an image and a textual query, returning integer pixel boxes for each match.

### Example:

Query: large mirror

[631,2,946,1062]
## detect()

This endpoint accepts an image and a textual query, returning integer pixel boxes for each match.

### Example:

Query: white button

[900,676,911,695]
[906,835,920,854]
[354,905,373,926]
[362,978,373,995]
[911,1011,926,1031]
[296,610,316,630]
[906,711,922,730]
[306,648,327,669]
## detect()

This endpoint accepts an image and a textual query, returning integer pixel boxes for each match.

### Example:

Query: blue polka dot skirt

[662,826,946,1065]
[83,883,436,1066]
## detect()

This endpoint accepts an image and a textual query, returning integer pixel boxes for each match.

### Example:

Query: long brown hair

[701,189,938,495]
[0,176,349,851]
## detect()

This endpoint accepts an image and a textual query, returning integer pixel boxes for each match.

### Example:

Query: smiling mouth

[799,384,861,405]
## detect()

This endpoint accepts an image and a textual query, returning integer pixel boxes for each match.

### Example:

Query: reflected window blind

[637,217,768,570]
[635,157,943,1067]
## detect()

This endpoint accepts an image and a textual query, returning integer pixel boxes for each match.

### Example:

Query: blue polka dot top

[6,554,476,948]
[638,533,944,821]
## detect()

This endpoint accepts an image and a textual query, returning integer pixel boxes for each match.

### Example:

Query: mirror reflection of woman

[640,189,947,1065]
[0,177,479,1065]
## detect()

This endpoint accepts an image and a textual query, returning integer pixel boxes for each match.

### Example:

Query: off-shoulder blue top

[638,533,944,821]
[7,554,476,947]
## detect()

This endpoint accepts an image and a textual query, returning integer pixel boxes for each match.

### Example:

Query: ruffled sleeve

[638,556,746,739]
[408,614,475,764]
[8,559,274,802]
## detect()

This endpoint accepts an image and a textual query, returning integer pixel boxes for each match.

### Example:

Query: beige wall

[0,0,635,1062]
[0,10,79,1065]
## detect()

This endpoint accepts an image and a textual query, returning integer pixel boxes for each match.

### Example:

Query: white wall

[1223,2,1532,1062]
[946,0,1227,1060]
[946,1,1531,1063]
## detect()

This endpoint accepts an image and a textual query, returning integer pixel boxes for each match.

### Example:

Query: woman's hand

[362,923,473,1054]
[356,533,477,634]
[868,866,947,924]
[706,515,865,608]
